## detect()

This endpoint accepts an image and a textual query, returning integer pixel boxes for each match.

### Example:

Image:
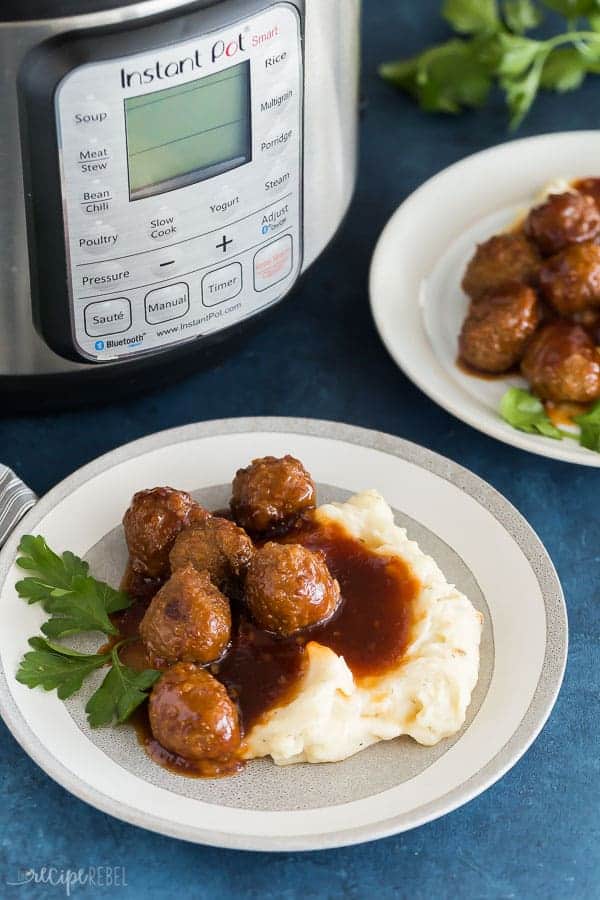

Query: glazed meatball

[462,233,541,301]
[149,663,241,761]
[574,178,600,207]
[459,283,541,374]
[123,487,206,579]
[231,455,316,533]
[245,542,341,636]
[140,564,231,665]
[521,322,600,403]
[539,241,600,315]
[169,516,254,593]
[525,191,600,256]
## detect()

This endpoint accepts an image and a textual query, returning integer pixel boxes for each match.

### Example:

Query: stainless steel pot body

[0,0,360,377]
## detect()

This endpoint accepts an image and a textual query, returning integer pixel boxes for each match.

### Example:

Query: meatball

[149,663,241,762]
[462,233,540,301]
[525,191,600,256]
[574,178,600,207]
[245,542,341,636]
[123,487,207,579]
[231,455,316,533]
[459,283,541,374]
[140,564,231,665]
[521,322,600,403]
[539,241,600,315]
[170,516,254,593]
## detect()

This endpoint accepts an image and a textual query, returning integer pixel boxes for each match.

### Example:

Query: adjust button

[84,298,131,337]
[254,235,293,292]
[145,282,190,324]
[202,262,243,307]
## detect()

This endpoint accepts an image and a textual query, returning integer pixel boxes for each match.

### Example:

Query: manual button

[84,298,131,337]
[145,282,190,324]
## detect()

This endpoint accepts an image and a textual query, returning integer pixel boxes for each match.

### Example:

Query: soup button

[84,298,131,337]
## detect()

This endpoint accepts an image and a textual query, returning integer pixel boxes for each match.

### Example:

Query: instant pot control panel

[21,2,303,363]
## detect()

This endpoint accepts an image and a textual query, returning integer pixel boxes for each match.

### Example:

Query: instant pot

[0,0,360,407]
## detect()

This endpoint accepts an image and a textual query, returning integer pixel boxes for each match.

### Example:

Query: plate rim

[369,129,600,467]
[0,417,568,851]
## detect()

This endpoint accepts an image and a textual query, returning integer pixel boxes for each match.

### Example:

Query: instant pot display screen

[124,61,252,200]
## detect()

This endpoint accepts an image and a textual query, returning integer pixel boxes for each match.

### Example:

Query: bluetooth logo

[261,225,270,235]
[95,340,105,351]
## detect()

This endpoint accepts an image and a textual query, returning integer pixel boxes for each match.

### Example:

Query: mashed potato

[245,491,483,765]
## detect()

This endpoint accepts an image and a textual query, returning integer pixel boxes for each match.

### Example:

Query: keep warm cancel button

[254,235,293,292]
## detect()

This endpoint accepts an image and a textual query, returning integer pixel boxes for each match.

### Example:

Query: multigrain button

[202,262,243,307]
[84,298,131,337]
[254,235,293,292]
[145,282,190,324]
[259,86,295,115]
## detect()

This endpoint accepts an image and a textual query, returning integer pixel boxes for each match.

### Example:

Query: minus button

[151,249,183,277]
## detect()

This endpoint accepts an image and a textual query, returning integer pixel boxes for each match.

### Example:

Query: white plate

[0,418,567,851]
[370,130,600,466]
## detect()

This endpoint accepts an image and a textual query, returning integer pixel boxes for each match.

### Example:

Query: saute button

[202,263,243,307]
[84,298,131,337]
[145,282,190,324]
[254,235,293,292]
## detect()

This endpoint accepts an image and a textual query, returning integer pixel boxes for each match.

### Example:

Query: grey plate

[0,418,568,851]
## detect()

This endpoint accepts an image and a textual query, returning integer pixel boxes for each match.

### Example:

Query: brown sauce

[456,356,520,381]
[112,515,420,778]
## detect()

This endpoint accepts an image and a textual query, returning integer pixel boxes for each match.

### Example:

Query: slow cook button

[84,298,131,337]
[147,209,178,242]
[202,262,243,307]
[254,235,293,292]
[145,282,190,324]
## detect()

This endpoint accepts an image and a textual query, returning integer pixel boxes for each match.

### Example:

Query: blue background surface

[1,2,599,897]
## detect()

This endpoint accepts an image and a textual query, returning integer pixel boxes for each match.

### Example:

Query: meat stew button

[145,282,190,324]
[84,298,131,337]
[253,235,293,292]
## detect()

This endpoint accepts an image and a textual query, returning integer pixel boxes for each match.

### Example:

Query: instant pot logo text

[120,33,249,88]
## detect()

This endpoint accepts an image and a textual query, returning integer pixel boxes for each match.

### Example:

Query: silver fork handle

[0,466,37,549]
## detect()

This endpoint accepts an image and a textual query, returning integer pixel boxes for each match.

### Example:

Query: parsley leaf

[500,387,564,438]
[443,0,501,34]
[541,46,588,90]
[503,0,544,33]
[16,637,110,700]
[16,535,132,636]
[542,0,599,17]
[575,400,600,452]
[380,40,493,114]
[86,646,161,728]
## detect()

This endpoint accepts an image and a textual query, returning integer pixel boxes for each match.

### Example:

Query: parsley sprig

[380,0,600,129]
[15,536,161,728]
[500,387,600,453]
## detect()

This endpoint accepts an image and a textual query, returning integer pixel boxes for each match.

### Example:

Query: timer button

[254,234,293,292]
[84,298,131,337]
[260,127,294,157]
[76,224,119,256]
[202,262,243,307]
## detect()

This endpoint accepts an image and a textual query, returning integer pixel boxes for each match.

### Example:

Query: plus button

[216,234,233,253]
